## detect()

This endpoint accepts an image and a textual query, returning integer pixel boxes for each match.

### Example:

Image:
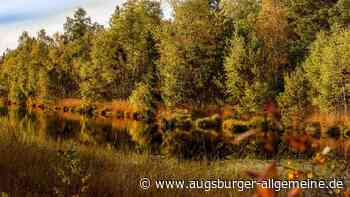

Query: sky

[0,0,171,54]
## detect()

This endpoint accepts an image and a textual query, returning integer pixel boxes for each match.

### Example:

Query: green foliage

[82,0,161,101]
[158,0,228,107]
[129,82,154,113]
[304,28,350,114]
[0,31,53,103]
[0,0,348,120]
[225,0,288,114]
[277,67,312,129]
[63,8,99,98]
[282,0,350,64]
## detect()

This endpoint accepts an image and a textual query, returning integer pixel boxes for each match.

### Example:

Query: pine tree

[224,0,289,114]
[158,0,227,108]
[282,0,350,64]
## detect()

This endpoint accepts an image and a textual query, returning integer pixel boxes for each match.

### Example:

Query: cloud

[0,0,125,54]
[0,0,172,54]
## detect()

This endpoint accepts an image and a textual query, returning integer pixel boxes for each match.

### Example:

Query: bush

[54,145,91,197]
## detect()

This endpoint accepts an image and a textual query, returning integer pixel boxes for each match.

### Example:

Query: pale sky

[0,0,171,54]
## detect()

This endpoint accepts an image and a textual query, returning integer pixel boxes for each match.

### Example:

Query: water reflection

[0,107,350,159]
[0,107,143,152]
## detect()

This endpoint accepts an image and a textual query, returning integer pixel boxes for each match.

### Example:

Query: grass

[0,116,259,196]
[0,115,301,197]
[0,113,349,196]
[1,136,345,196]
[0,129,263,196]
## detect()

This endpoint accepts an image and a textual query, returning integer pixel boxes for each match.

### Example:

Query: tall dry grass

[0,116,262,197]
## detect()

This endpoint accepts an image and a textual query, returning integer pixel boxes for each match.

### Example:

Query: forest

[0,0,350,196]
[0,0,350,125]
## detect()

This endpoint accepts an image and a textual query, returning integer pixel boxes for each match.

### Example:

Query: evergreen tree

[62,8,99,98]
[224,0,289,114]
[159,0,227,108]
[282,0,350,64]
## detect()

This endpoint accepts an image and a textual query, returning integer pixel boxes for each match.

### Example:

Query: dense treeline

[0,0,349,124]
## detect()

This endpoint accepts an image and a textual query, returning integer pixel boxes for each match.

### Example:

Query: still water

[1,107,350,160]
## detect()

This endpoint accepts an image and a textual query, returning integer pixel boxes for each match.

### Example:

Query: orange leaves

[247,161,303,197]
[313,146,331,166]
[313,153,327,166]
[247,161,277,197]
[256,0,289,67]
[287,170,302,181]
[287,188,302,197]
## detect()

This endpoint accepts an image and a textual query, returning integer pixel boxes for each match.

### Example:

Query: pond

[1,107,350,160]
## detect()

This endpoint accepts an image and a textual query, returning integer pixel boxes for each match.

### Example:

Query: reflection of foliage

[163,129,233,160]
[46,118,80,140]
[195,114,221,130]
[129,122,162,153]
[54,144,91,197]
